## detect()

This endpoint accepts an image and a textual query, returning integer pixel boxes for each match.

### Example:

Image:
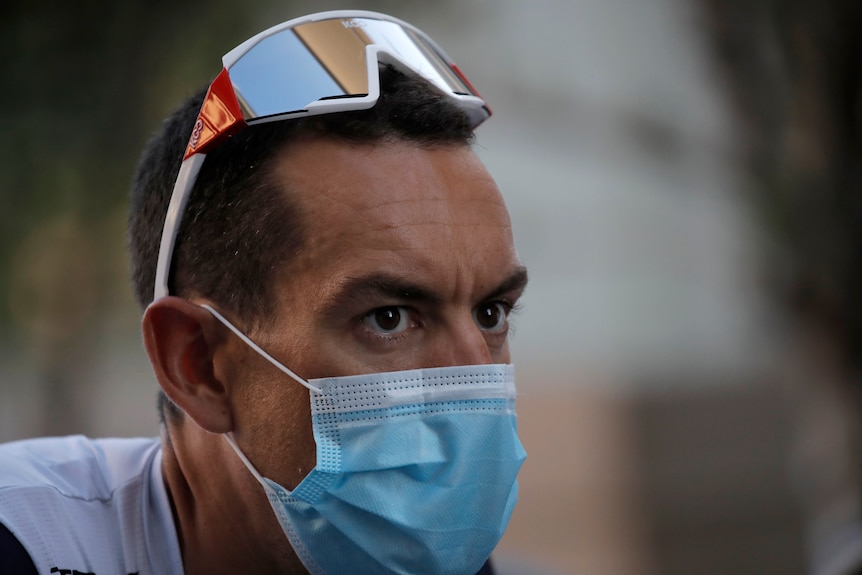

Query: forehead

[270,138,516,277]
[277,137,506,211]
[276,140,511,249]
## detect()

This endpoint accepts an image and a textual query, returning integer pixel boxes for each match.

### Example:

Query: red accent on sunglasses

[450,64,490,115]
[184,68,246,160]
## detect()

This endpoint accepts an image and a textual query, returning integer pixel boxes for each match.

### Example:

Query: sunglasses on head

[153,10,491,300]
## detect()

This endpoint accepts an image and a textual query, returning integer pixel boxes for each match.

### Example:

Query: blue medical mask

[205,305,526,575]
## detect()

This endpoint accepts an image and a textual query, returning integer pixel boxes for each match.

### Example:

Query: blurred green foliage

[0,1,260,328]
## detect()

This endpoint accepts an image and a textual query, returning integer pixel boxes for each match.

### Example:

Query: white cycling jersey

[0,435,183,575]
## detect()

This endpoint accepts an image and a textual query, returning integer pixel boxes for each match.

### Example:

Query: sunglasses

[153,10,490,299]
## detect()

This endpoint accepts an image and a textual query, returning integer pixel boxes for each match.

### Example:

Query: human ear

[142,296,233,434]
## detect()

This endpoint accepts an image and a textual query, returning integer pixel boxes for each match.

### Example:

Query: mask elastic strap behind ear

[224,432,268,486]
[201,304,322,393]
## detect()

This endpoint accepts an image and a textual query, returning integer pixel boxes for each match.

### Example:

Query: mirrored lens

[227,23,352,119]
[227,16,474,121]
[348,18,472,96]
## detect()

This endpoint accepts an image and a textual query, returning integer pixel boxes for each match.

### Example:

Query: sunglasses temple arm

[153,153,207,300]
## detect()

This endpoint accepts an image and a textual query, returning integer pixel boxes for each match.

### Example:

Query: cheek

[232,361,317,487]
[493,340,512,365]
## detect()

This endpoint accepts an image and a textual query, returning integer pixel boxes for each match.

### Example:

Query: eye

[473,302,509,332]
[362,306,411,334]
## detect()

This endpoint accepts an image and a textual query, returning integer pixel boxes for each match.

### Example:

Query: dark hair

[129,64,474,327]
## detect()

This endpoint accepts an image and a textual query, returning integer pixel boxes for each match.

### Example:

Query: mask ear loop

[201,304,322,394]
[206,302,321,494]
[224,432,268,485]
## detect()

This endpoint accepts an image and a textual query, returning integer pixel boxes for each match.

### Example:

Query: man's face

[226,137,526,488]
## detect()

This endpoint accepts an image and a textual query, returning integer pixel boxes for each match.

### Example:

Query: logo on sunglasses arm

[189,118,204,150]
[341,18,366,29]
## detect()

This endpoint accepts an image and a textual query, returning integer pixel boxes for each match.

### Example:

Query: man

[0,11,527,575]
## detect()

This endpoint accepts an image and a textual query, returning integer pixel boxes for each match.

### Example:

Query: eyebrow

[482,266,529,302]
[325,275,441,319]
[322,265,529,317]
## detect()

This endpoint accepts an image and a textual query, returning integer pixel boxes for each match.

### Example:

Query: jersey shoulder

[0,435,159,500]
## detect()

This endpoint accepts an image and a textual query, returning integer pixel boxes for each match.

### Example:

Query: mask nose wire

[201,304,322,393]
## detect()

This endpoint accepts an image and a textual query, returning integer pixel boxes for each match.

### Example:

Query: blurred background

[2,0,861,573]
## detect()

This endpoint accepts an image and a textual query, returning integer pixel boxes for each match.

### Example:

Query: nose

[426,314,495,368]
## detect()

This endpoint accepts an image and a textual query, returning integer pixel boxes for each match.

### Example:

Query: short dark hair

[128,64,475,326]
